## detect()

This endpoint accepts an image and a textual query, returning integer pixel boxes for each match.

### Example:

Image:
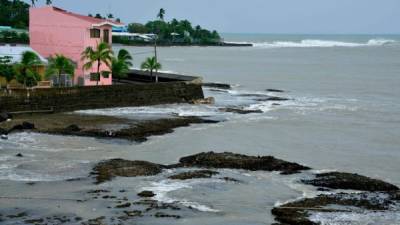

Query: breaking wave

[252,39,397,48]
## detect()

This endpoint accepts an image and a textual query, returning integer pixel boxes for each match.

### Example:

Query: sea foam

[252,39,397,48]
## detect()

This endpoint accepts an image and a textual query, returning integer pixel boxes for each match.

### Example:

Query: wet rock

[0,134,7,140]
[266,89,285,93]
[258,96,290,101]
[92,159,163,184]
[137,191,156,198]
[219,107,263,114]
[302,172,399,192]
[123,210,142,217]
[24,218,44,224]
[87,189,110,194]
[82,216,106,225]
[0,111,12,123]
[108,117,219,142]
[115,202,131,208]
[154,212,181,219]
[316,187,331,192]
[0,128,7,135]
[271,191,399,225]
[221,177,242,183]
[64,124,81,132]
[7,212,27,218]
[169,170,219,180]
[133,199,181,211]
[177,152,310,174]
[238,93,270,98]
[22,122,35,129]
[15,153,23,157]
[202,83,231,89]
[8,121,35,133]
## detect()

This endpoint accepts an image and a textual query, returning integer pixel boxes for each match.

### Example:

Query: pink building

[29,6,123,86]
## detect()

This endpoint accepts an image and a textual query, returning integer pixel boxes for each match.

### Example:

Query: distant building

[29,6,124,86]
[0,26,28,34]
[0,45,47,88]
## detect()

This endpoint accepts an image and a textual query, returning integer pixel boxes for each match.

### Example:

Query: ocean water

[1,34,400,224]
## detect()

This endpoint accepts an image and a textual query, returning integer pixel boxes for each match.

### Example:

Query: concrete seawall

[0,82,204,113]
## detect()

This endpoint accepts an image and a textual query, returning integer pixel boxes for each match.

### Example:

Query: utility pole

[154,34,158,83]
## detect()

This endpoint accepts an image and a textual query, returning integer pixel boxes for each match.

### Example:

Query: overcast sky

[26,0,400,34]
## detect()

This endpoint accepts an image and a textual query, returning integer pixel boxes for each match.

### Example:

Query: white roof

[112,32,155,40]
[0,45,47,64]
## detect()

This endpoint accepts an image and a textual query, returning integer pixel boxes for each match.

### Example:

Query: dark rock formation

[22,122,35,129]
[64,124,81,132]
[137,191,156,198]
[221,177,242,183]
[15,153,23,157]
[237,93,270,98]
[0,128,7,135]
[133,199,181,211]
[271,191,399,225]
[258,96,290,101]
[48,117,219,142]
[168,170,219,180]
[0,111,12,123]
[92,159,164,184]
[0,114,220,142]
[154,212,181,219]
[202,83,231,89]
[266,89,285,93]
[8,122,35,133]
[219,108,263,114]
[302,172,399,192]
[177,152,310,174]
[115,202,131,208]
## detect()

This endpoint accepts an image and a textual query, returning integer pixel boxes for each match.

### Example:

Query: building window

[103,29,110,43]
[101,71,110,78]
[90,73,100,81]
[90,29,100,38]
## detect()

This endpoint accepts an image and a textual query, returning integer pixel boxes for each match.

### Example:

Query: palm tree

[45,54,76,87]
[31,0,52,6]
[81,42,113,86]
[141,56,161,82]
[0,56,14,89]
[157,8,165,21]
[14,51,42,87]
[112,49,133,81]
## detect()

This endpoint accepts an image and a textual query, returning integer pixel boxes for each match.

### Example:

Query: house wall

[29,7,114,86]
[83,24,113,86]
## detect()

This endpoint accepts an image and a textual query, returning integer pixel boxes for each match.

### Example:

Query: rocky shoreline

[0,113,219,142]
[0,150,399,224]
[272,171,399,225]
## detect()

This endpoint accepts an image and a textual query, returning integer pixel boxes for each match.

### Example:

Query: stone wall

[0,82,204,113]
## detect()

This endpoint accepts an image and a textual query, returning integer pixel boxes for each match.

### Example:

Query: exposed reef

[175,152,310,175]
[302,172,399,192]
[92,159,164,184]
[0,113,219,142]
[168,170,219,180]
